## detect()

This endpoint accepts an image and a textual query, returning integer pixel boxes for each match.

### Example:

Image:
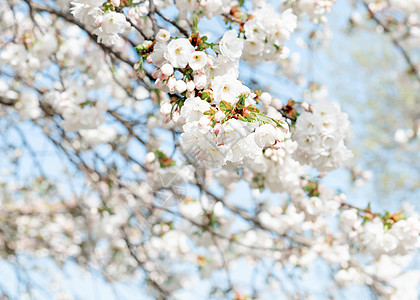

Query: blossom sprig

[356,203,407,229]
[280,99,300,122]
[303,180,320,197]
[153,150,176,168]
[215,95,260,123]
[304,178,408,232]
[102,1,117,13]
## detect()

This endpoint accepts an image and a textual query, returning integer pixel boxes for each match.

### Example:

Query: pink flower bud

[172,110,180,123]
[301,101,309,110]
[167,77,176,91]
[152,69,162,79]
[186,91,195,98]
[138,5,148,15]
[260,92,272,106]
[155,78,164,89]
[264,148,273,157]
[127,9,136,19]
[213,123,221,135]
[186,81,195,92]
[175,80,187,93]
[160,102,172,116]
[271,98,283,110]
[145,152,156,164]
[95,15,103,26]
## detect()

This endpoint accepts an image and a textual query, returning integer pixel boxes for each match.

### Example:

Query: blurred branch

[26,1,136,68]
[155,10,189,37]
[362,0,420,82]
[0,96,15,106]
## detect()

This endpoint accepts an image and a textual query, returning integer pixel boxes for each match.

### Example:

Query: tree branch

[362,1,420,82]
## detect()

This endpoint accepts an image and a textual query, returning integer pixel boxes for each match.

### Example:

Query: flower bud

[95,15,103,26]
[172,110,180,123]
[152,69,162,79]
[271,98,283,110]
[138,5,148,16]
[260,92,272,107]
[175,80,187,93]
[264,148,273,157]
[186,81,195,92]
[145,152,156,164]
[155,78,164,90]
[301,101,309,111]
[160,102,172,116]
[167,77,176,91]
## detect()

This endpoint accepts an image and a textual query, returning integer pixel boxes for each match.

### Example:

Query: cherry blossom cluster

[288,0,336,24]
[143,29,291,168]
[241,6,297,63]
[294,100,353,172]
[176,0,232,19]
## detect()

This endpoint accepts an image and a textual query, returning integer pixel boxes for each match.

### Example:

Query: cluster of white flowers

[389,0,420,14]
[340,208,420,256]
[71,1,131,44]
[93,11,130,44]
[239,140,305,194]
[143,150,194,204]
[175,0,233,19]
[70,0,104,26]
[293,0,336,23]
[16,90,42,119]
[333,204,420,294]
[394,127,416,144]
[258,202,305,234]
[45,88,108,132]
[0,31,58,72]
[80,125,117,145]
[242,6,297,63]
[294,100,353,172]
[147,29,290,168]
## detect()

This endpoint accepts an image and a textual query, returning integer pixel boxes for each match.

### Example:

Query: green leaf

[135,57,144,75]
[99,205,114,215]
[192,17,199,34]
[219,100,233,112]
